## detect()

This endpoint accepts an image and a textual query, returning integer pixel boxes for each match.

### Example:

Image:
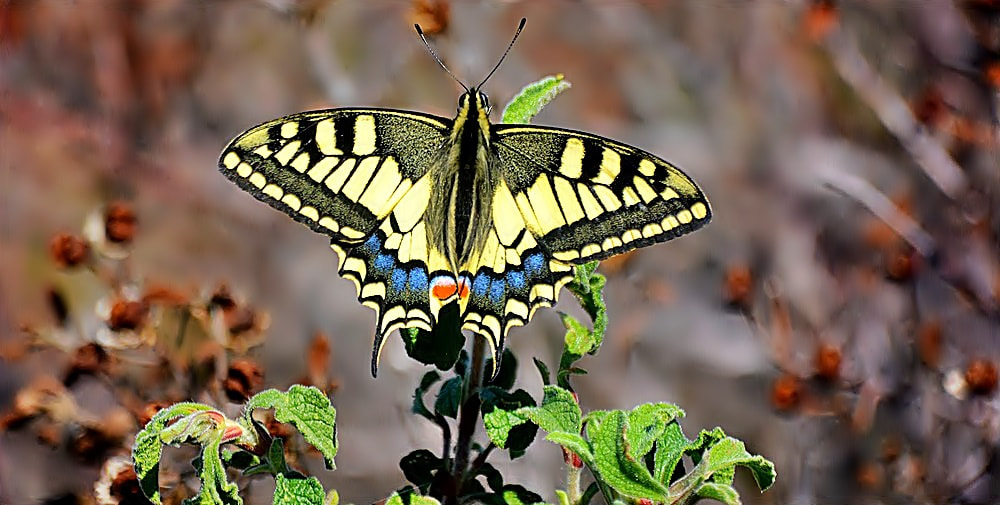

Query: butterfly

[218,20,711,378]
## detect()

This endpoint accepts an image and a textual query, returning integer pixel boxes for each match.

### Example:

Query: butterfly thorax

[428,89,498,271]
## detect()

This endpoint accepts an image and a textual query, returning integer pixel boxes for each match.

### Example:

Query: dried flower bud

[814,344,842,382]
[224,306,257,335]
[209,285,237,310]
[724,264,753,308]
[69,424,116,463]
[46,286,70,327]
[856,461,884,489]
[916,321,942,367]
[50,233,89,268]
[965,359,998,396]
[885,247,917,281]
[409,0,450,36]
[109,466,145,505]
[104,202,137,244]
[136,401,170,427]
[224,359,264,403]
[803,0,838,41]
[65,343,109,386]
[770,374,802,412]
[107,299,148,331]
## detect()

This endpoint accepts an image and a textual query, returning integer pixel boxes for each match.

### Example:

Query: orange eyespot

[457,277,471,299]
[431,277,457,300]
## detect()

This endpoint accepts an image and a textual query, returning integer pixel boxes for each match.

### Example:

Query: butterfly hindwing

[493,125,712,264]
[458,181,574,370]
[220,109,452,245]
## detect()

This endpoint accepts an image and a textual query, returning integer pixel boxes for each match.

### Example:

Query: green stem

[447,336,487,504]
[566,463,581,504]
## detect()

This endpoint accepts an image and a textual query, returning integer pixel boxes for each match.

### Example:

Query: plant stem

[566,463,581,505]
[447,336,487,504]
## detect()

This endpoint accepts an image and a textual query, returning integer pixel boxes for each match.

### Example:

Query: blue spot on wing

[408,267,428,292]
[472,275,490,298]
[506,271,525,290]
[374,253,394,272]
[524,253,545,276]
[391,268,408,292]
[361,234,381,254]
[488,279,505,305]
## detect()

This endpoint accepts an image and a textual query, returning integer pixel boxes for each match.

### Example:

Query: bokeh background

[2,1,999,504]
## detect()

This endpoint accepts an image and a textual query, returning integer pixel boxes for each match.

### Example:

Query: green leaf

[480,387,538,457]
[665,431,776,503]
[501,75,571,124]
[273,475,325,505]
[245,386,337,469]
[399,449,444,494]
[625,403,684,461]
[412,371,442,420]
[694,482,740,505]
[519,385,581,435]
[703,437,776,491]
[133,402,215,504]
[532,358,551,385]
[566,264,607,351]
[544,432,594,466]
[579,482,601,505]
[187,436,241,505]
[484,407,529,449]
[401,303,463,371]
[487,348,518,391]
[560,313,596,358]
[556,265,608,389]
[589,410,668,501]
[434,376,463,419]
[582,410,610,437]
[555,490,570,505]
[325,490,339,505]
[386,491,442,505]
[477,462,505,493]
[500,484,547,505]
[652,422,688,484]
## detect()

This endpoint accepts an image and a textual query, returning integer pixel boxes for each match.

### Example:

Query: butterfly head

[458,89,492,116]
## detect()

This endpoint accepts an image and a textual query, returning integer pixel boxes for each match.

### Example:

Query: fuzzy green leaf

[652,422,689,484]
[133,403,215,504]
[590,410,668,501]
[544,432,594,466]
[245,386,337,469]
[273,475,325,505]
[386,491,442,505]
[625,403,684,461]
[694,482,740,505]
[519,385,581,435]
[187,437,241,505]
[501,75,571,124]
[703,437,776,491]
[484,408,530,449]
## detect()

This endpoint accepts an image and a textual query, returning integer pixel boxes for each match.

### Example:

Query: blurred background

[1,1,999,504]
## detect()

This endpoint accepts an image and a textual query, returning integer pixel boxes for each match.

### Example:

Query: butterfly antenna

[477,17,526,89]
[415,23,469,93]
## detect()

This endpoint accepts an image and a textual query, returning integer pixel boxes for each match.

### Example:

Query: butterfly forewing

[493,124,711,263]
[220,109,452,244]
